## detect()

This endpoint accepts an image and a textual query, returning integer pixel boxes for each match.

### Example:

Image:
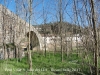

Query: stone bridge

[0,4,43,50]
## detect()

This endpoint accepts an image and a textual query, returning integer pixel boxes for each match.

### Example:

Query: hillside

[33,22,82,36]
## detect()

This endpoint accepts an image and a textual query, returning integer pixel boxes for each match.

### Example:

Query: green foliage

[0,52,97,75]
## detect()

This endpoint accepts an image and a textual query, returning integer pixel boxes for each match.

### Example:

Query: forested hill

[33,22,83,35]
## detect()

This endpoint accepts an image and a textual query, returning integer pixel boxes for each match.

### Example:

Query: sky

[0,0,16,13]
[0,0,76,25]
[0,0,92,27]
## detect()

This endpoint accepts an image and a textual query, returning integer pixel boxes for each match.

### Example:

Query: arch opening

[26,31,39,50]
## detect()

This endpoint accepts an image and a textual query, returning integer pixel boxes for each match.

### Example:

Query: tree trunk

[28,0,33,70]
[90,0,98,75]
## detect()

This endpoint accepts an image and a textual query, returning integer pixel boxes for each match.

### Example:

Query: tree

[27,0,33,70]
[90,0,98,74]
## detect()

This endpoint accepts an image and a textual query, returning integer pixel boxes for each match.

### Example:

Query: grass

[0,51,97,75]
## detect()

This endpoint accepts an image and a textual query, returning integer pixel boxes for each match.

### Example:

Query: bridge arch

[27,26,43,50]
[16,25,43,50]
